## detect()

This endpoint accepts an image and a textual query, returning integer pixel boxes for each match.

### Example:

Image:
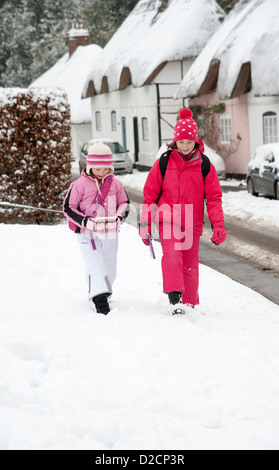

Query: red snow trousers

[159,225,200,306]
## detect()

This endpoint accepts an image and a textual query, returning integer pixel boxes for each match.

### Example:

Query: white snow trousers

[77,232,118,299]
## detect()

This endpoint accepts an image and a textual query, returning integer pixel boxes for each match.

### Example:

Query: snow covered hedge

[0,87,71,224]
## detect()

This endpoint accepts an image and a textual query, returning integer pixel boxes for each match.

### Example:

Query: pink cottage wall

[190,90,250,176]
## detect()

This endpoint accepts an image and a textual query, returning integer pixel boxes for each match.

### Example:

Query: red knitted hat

[173,108,199,143]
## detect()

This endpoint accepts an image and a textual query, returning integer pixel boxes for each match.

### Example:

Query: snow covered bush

[0,87,71,224]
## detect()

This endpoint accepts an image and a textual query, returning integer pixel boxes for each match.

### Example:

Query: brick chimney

[67,23,90,57]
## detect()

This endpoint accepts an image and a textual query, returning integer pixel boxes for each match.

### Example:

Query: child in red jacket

[139,108,226,314]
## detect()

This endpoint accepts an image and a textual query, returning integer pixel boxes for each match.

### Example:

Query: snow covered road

[1,222,279,450]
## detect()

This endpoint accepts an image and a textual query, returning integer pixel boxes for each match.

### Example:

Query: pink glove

[211,226,227,245]
[139,224,151,246]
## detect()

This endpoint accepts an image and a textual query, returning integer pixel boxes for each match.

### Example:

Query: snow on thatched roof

[175,0,279,100]
[30,44,102,123]
[83,0,225,96]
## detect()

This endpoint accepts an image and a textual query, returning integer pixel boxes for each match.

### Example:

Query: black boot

[93,293,110,315]
[167,291,185,315]
[168,291,183,305]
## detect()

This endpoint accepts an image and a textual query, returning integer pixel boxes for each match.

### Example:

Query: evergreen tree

[114,0,139,27]
[28,0,81,80]
[0,0,138,87]
[218,0,239,13]
[80,0,116,47]
[0,0,37,86]
[80,0,138,47]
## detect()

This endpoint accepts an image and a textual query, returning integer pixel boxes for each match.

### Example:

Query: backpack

[159,149,210,181]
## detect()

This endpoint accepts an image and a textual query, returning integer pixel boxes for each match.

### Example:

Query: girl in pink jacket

[64,142,130,315]
[139,109,226,315]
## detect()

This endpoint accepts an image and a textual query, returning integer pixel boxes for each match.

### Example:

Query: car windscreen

[106,142,126,153]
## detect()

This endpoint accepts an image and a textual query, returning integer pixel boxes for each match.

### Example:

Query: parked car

[204,144,226,180]
[79,138,133,174]
[156,143,226,180]
[247,143,279,199]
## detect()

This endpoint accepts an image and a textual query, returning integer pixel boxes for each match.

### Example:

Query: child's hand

[139,224,151,246]
[211,226,227,245]
[117,216,124,226]
[83,218,95,231]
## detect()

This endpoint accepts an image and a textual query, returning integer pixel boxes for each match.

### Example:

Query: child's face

[176,140,195,155]
[91,167,110,179]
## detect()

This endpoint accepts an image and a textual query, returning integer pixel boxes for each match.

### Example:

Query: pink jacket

[63,170,130,233]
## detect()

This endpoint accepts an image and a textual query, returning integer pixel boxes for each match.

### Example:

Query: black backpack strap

[160,149,211,181]
[201,153,211,181]
[159,150,172,180]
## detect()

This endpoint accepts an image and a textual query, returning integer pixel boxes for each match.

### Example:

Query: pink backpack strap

[85,175,113,217]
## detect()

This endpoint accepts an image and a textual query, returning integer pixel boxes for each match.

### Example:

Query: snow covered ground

[1,221,279,450]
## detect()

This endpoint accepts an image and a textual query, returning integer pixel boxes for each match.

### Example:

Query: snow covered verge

[1,222,279,450]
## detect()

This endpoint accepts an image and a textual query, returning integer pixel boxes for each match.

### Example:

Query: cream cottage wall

[91,85,159,166]
[153,60,193,145]
[90,60,188,168]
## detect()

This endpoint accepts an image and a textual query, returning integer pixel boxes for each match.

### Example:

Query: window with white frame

[263,112,278,144]
[220,114,231,144]
[95,111,101,131]
[142,117,149,141]
[111,111,117,131]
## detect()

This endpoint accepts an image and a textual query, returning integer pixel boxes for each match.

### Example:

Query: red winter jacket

[140,148,224,236]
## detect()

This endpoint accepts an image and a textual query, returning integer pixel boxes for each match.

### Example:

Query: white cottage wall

[90,85,160,167]
[154,60,191,144]
[248,95,279,156]
[153,61,189,84]
[89,60,189,168]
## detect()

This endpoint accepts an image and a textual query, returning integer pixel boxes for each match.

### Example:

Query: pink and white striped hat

[86,142,114,173]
